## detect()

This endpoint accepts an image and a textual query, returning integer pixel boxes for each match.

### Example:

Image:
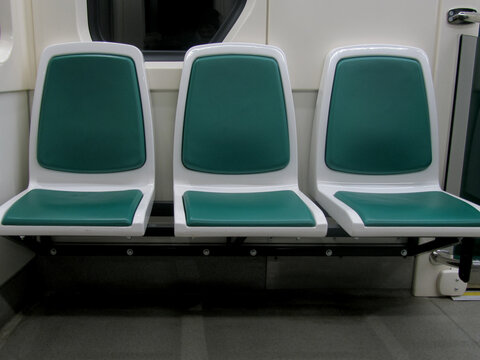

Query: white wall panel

[268,0,439,90]
[0,0,35,92]
[224,0,267,43]
[150,91,178,201]
[31,0,91,65]
[292,91,317,192]
[0,92,34,286]
[0,92,29,204]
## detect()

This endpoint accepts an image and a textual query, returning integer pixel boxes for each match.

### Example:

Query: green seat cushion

[334,191,480,227]
[326,56,432,174]
[37,54,146,173]
[182,54,290,174]
[183,190,315,227]
[2,189,143,226]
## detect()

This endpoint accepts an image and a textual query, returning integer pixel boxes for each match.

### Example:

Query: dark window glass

[87,0,247,61]
[460,36,480,205]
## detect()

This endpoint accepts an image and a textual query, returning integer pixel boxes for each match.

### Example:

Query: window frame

[87,0,247,61]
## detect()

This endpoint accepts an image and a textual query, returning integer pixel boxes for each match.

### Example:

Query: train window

[87,0,247,61]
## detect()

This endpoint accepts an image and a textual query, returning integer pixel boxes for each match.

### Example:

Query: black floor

[0,290,479,360]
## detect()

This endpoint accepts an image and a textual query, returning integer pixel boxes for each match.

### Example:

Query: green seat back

[326,56,432,174]
[182,55,290,174]
[37,54,146,173]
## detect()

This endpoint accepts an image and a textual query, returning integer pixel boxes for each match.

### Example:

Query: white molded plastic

[309,45,480,237]
[0,42,155,236]
[437,269,467,296]
[173,43,327,237]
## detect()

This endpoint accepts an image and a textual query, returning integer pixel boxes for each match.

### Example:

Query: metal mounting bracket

[448,8,480,25]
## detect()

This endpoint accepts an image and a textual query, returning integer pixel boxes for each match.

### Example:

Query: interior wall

[0,0,35,92]
[151,91,177,201]
[28,0,480,201]
[0,92,35,287]
[0,93,29,206]
[0,0,36,287]
[267,0,480,186]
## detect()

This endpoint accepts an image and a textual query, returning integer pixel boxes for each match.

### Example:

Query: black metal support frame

[12,202,476,283]
[459,238,475,282]
[24,237,457,257]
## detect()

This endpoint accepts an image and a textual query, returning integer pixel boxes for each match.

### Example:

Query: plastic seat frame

[173,43,327,237]
[0,42,155,236]
[309,44,480,237]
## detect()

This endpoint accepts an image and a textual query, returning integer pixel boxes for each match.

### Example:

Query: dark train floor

[0,289,479,360]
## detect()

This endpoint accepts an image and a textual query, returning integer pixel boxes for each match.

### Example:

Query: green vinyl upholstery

[37,54,146,173]
[2,189,143,226]
[182,55,290,174]
[334,191,480,227]
[183,191,315,227]
[326,56,432,174]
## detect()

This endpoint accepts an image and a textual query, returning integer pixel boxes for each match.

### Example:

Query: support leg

[458,238,474,283]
